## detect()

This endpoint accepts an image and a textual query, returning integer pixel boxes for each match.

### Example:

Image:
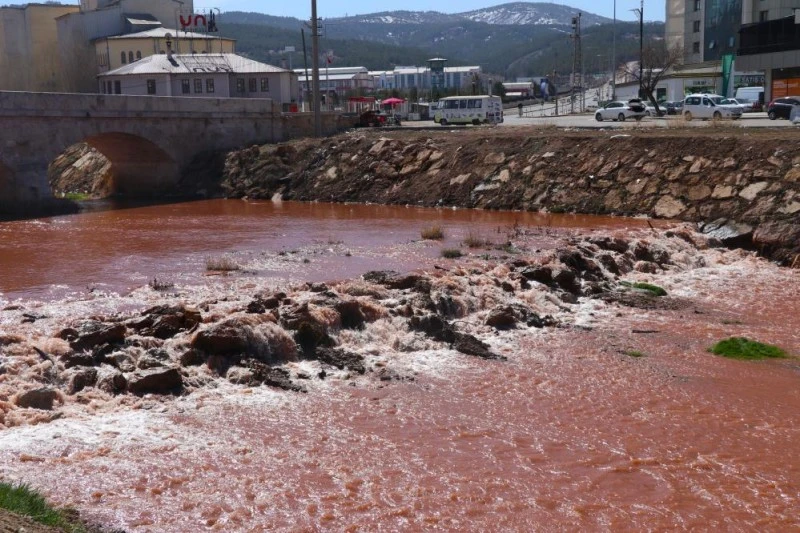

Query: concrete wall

[0,91,354,216]
[0,4,80,91]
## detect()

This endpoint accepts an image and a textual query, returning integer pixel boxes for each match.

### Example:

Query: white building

[294,66,375,105]
[99,53,299,108]
[370,65,483,92]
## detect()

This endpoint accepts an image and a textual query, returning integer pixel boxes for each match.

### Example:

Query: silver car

[594,99,647,122]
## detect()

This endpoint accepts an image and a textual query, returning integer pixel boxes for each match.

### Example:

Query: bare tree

[623,43,684,115]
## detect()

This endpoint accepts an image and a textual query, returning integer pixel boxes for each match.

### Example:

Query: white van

[683,94,742,120]
[734,86,764,104]
[434,95,504,125]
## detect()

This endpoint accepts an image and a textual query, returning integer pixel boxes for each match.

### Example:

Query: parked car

[682,94,742,121]
[720,98,752,113]
[643,103,666,117]
[594,99,647,122]
[767,97,800,120]
[663,100,684,115]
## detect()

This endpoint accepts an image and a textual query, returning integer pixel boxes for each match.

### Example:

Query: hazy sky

[188,1,665,23]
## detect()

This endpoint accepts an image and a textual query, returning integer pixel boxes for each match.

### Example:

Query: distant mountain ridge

[216,2,662,82]
[221,3,613,28]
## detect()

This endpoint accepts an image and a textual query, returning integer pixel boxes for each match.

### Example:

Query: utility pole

[632,0,643,99]
[570,13,582,114]
[612,0,616,100]
[311,0,321,137]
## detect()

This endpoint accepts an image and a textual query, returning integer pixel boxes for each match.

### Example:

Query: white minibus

[434,95,504,125]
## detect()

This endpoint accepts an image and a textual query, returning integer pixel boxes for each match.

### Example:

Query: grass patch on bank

[421,225,444,240]
[441,248,463,259]
[0,482,85,532]
[709,337,788,360]
[621,281,667,296]
[205,256,240,272]
[62,192,91,201]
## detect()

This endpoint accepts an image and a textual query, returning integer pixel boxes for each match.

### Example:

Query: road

[405,112,798,130]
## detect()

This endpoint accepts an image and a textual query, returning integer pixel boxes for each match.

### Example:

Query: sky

[190,1,666,23]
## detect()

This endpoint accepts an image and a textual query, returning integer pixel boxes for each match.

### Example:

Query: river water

[0,200,798,531]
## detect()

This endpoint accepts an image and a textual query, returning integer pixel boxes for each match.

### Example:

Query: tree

[492,81,507,99]
[623,43,683,115]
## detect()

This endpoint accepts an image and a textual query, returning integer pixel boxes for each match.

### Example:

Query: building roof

[99,53,291,77]
[101,27,228,41]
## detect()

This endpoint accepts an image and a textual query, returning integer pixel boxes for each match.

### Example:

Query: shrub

[709,337,787,360]
[462,231,491,248]
[148,277,174,291]
[0,482,85,532]
[624,350,646,358]
[421,225,444,240]
[205,256,240,272]
[441,248,463,259]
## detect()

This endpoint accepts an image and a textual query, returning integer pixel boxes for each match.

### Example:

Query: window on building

[194,79,202,93]
[107,81,112,94]
[236,78,245,93]
[693,20,700,32]
[136,51,142,60]
[181,79,190,94]
[206,79,215,93]
[147,79,156,95]
[121,51,127,64]
[693,0,700,11]
[128,51,134,64]
[759,10,768,21]
[693,41,700,54]
[248,78,257,92]
[260,77,269,92]
[114,80,121,94]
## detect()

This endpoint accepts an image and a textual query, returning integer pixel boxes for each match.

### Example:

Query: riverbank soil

[0,220,798,530]
[196,127,799,264]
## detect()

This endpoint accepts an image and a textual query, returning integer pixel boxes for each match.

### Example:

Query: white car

[720,98,752,113]
[594,99,646,122]
[683,94,742,121]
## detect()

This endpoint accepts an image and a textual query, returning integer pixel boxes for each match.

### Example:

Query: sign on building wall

[179,10,218,32]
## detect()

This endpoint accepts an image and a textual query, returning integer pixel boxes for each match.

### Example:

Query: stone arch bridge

[0,92,350,216]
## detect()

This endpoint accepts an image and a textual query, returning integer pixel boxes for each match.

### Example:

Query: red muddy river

[0,200,798,531]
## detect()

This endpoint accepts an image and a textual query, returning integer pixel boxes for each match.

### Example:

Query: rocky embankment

[1,226,717,427]
[182,128,800,265]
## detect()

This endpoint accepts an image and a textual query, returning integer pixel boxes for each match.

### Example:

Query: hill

[215,2,663,80]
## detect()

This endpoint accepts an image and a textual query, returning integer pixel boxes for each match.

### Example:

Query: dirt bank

[181,127,800,264]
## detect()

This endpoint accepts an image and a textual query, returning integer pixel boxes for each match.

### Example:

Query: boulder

[700,218,754,248]
[553,268,581,294]
[519,266,553,285]
[485,306,518,330]
[64,367,98,394]
[62,321,126,351]
[452,332,504,360]
[96,367,127,394]
[136,348,170,369]
[131,305,202,339]
[242,359,305,392]
[126,367,183,395]
[15,387,59,410]
[362,270,429,291]
[653,195,687,218]
[192,319,250,355]
[315,347,366,374]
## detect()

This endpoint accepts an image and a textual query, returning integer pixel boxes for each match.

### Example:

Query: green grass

[441,248,463,259]
[0,482,85,532]
[621,281,667,297]
[62,192,91,201]
[709,337,788,361]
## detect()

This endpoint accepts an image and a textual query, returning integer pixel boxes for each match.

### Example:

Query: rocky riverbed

[0,224,774,426]
[178,128,798,265]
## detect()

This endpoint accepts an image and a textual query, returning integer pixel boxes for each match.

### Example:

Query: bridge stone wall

[0,91,354,216]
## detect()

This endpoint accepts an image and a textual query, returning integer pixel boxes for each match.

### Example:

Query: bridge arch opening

[48,133,179,198]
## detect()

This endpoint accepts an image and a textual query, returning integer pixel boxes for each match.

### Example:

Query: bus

[433,95,503,125]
